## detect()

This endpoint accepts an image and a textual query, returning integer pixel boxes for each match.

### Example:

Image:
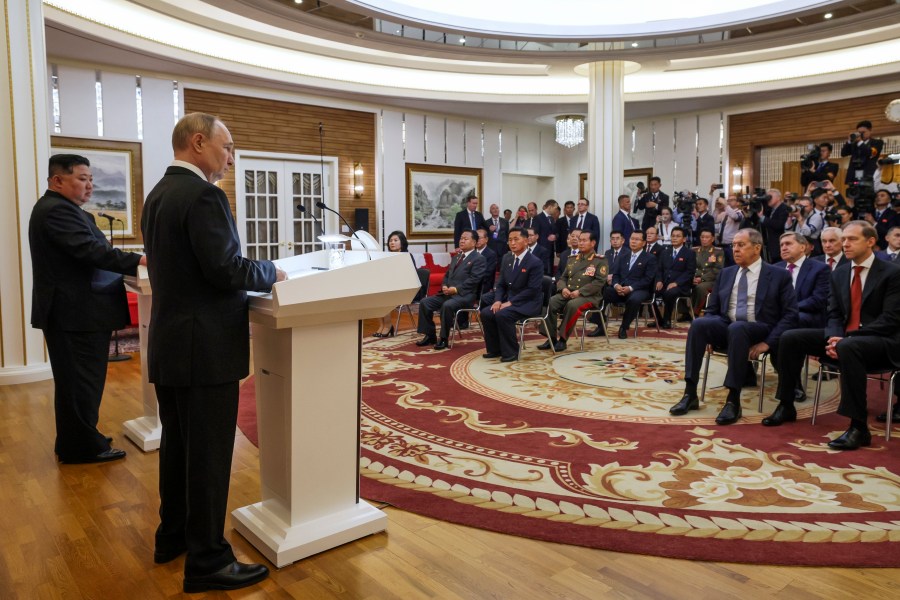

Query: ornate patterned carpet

[238,327,900,566]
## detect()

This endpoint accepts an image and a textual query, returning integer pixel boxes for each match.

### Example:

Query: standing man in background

[453,196,485,249]
[29,154,145,464]
[485,203,509,261]
[142,113,286,593]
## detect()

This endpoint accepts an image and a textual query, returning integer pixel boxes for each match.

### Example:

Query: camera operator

[786,193,825,256]
[800,142,839,189]
[636,176,669,231]
[756,188,789,263]
[840,120,884,186]
[714,194,743,266]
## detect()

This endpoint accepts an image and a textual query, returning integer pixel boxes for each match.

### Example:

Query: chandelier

[555,115,585,148]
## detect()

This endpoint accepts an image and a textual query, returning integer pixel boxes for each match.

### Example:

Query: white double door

[237,155,337,260]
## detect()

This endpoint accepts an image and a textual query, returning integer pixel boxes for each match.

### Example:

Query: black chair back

[413,267,430,302]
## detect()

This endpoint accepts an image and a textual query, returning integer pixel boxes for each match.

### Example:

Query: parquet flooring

[0,317,898,598]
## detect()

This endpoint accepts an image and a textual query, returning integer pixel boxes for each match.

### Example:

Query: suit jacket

[612,210,639,240]
[485,216,509,256]
[657,245,697,291]
[533,212,555,254]
[453,208,485,248]
[761,203,789,262]
[775,258,830,327]
[494,251,544,316]
[554,215,573,254]
[476,247,497,294]
[142,166,277,387]
[826,258,900,365]
[604,248,625,278]
[442,250,486,302]
[841,137,885,184]
[29,190,141,331]
[612,249,658,293]
[706,262,798,348]
[695,212,716,235]
[874,209,900,250]
[529,244,552,276]
[645,241,664,259]
[637,191,670,230]
[800,161,839,188]
[812,253,848,270]
[556,253,608,308]
[557,249,580,277]
[571,212,601,242]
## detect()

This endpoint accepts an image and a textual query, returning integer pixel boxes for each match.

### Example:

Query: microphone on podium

[315,201,371,261]
[296,204,324,239]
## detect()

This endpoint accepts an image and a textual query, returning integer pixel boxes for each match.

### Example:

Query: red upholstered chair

[126,292,139,327]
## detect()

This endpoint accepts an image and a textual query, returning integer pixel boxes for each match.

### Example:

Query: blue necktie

[470,212,476,230]
[628,254,637,271]
[512,256,520,273]
[735,268,749,321]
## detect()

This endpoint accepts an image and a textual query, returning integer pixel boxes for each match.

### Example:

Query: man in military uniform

[692,229,724,316]
[538,231,608,351]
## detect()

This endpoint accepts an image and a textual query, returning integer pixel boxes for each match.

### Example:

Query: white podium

[122,266,161,451]
[232,250,419,567]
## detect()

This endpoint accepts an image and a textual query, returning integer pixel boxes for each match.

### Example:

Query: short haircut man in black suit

[800,142,840,189]
[669,229,798,425]
[533,199,559,258]
[453,196,485,249]
[601,229,658,339]
[756,188,790,263]
[29,154,145,464]
[840,120,885,186]
[636,176,669,231]
[654,226,697,329]
[485,203,509,261]
[526,226,552,275]
[764,221,900,448]
[142,113,285,593]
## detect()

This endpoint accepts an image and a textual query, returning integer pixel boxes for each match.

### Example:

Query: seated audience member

[645,226,663,258]
[765,221,900,446]
[373,230,415,337]
[812,226,847,271]
[526,226,552,275]
[656,207,676,245]
[775,232,830,328]
[612,195,639,240]
[692,229,724,315]
[655,226,697,328]
[588,230,626,337]
[539,231,608,351]
[454,227,498,330]
[415,230,485,350]
[480,228,544,362]
[557,228,582,276]
[669,229,797,424]
[869,189,899,250]
[602,230,658,339]
[880,225,900,262]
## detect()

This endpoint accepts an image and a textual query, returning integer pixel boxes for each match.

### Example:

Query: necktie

[846,265,864,332]
[512,256,520,273]
[891,253,897,262]
[470,212,476,230]
[577,215,584,229]
[571,250,578,256]
[828,257,835,270]
[735,268,749,322]
[787,263,796,286]
[628,254,638,271]
[613,250,618,263]
[493,218,498,238]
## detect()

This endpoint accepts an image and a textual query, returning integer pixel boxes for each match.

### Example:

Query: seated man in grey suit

[416,230,485,350]
[669,229,797,425]
[764,222,900,447]
[480,227,544,362]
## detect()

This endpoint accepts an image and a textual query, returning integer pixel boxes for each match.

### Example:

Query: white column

[0,0,52,383]
[586,61,626,244]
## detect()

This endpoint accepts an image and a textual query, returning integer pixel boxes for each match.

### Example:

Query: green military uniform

[692,245,724,313]
[547,253,608,340]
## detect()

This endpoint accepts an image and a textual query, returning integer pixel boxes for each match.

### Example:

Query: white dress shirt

[786,255,805,287]
[851,253,876,292]
[727,258,763,322]
[171,160,207,181]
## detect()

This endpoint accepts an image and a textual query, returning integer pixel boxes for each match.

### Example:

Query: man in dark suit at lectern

[142,113,286,594]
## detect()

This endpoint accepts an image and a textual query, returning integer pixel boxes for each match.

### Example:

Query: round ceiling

[345,0,840,38]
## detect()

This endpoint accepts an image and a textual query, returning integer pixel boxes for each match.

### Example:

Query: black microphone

[97,212,121,222]
[296,204,324,239]
[315,201,372,261]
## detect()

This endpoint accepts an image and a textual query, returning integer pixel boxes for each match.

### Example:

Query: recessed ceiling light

[294,0,303,4]
[631,42,639,47]
[824,12,833,19]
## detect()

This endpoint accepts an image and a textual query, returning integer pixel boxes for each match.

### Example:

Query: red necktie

[846,265,863,332]
[828,257,835,270]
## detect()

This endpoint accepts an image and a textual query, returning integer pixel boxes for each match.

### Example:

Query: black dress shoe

[875,405,900,423]
[482,352,501,359]
[617,328,628,340]
[433,339,448,350]
[553,339,567,352]
[661,320,672,329]
[415,336,436,347]
[60,448,127,464]
[500,355,517,363]
[153,545,187,564]
[182,561,269,593]
[827,427,872,451]
[587,326,606,337]
[537,339,555,350]
[762,403,797,427]
[793,387,807,402]
[715,403,742,425]
[669,393,699,416]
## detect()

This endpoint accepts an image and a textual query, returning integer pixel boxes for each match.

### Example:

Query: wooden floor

[2,319,899,599]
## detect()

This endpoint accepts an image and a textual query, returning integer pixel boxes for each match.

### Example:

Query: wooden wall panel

[728,90,900,192]
[184,89,376,233]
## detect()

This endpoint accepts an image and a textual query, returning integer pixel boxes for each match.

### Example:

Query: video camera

[739,187,770,214]
[846,177,876,215]
[800,144,822,171]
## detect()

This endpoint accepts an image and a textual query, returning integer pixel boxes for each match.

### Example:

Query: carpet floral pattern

[352,330,900,566]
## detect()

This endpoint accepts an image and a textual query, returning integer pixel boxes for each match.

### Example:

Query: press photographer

[755,188,788,263]
[787,190,827,255]
[800,142,839,189]
[840,119,884,186]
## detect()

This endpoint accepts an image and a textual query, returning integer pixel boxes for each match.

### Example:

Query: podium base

[122,416,161,451]
[232,501,387,568]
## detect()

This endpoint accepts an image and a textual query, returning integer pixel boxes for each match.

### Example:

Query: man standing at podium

[142,113,286,594]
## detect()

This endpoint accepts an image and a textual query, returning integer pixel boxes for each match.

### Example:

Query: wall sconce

[353,162,364,198]
[731,164,743,193]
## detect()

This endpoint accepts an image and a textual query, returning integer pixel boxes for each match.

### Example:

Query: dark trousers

[44,328,112,461]
[684,316,770,391]
[481,305,532,359]
[602,287,650,331]
[661,284,692,321]
[155,382,239,577]
[418,293,473,340]
[776,329,897,422]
